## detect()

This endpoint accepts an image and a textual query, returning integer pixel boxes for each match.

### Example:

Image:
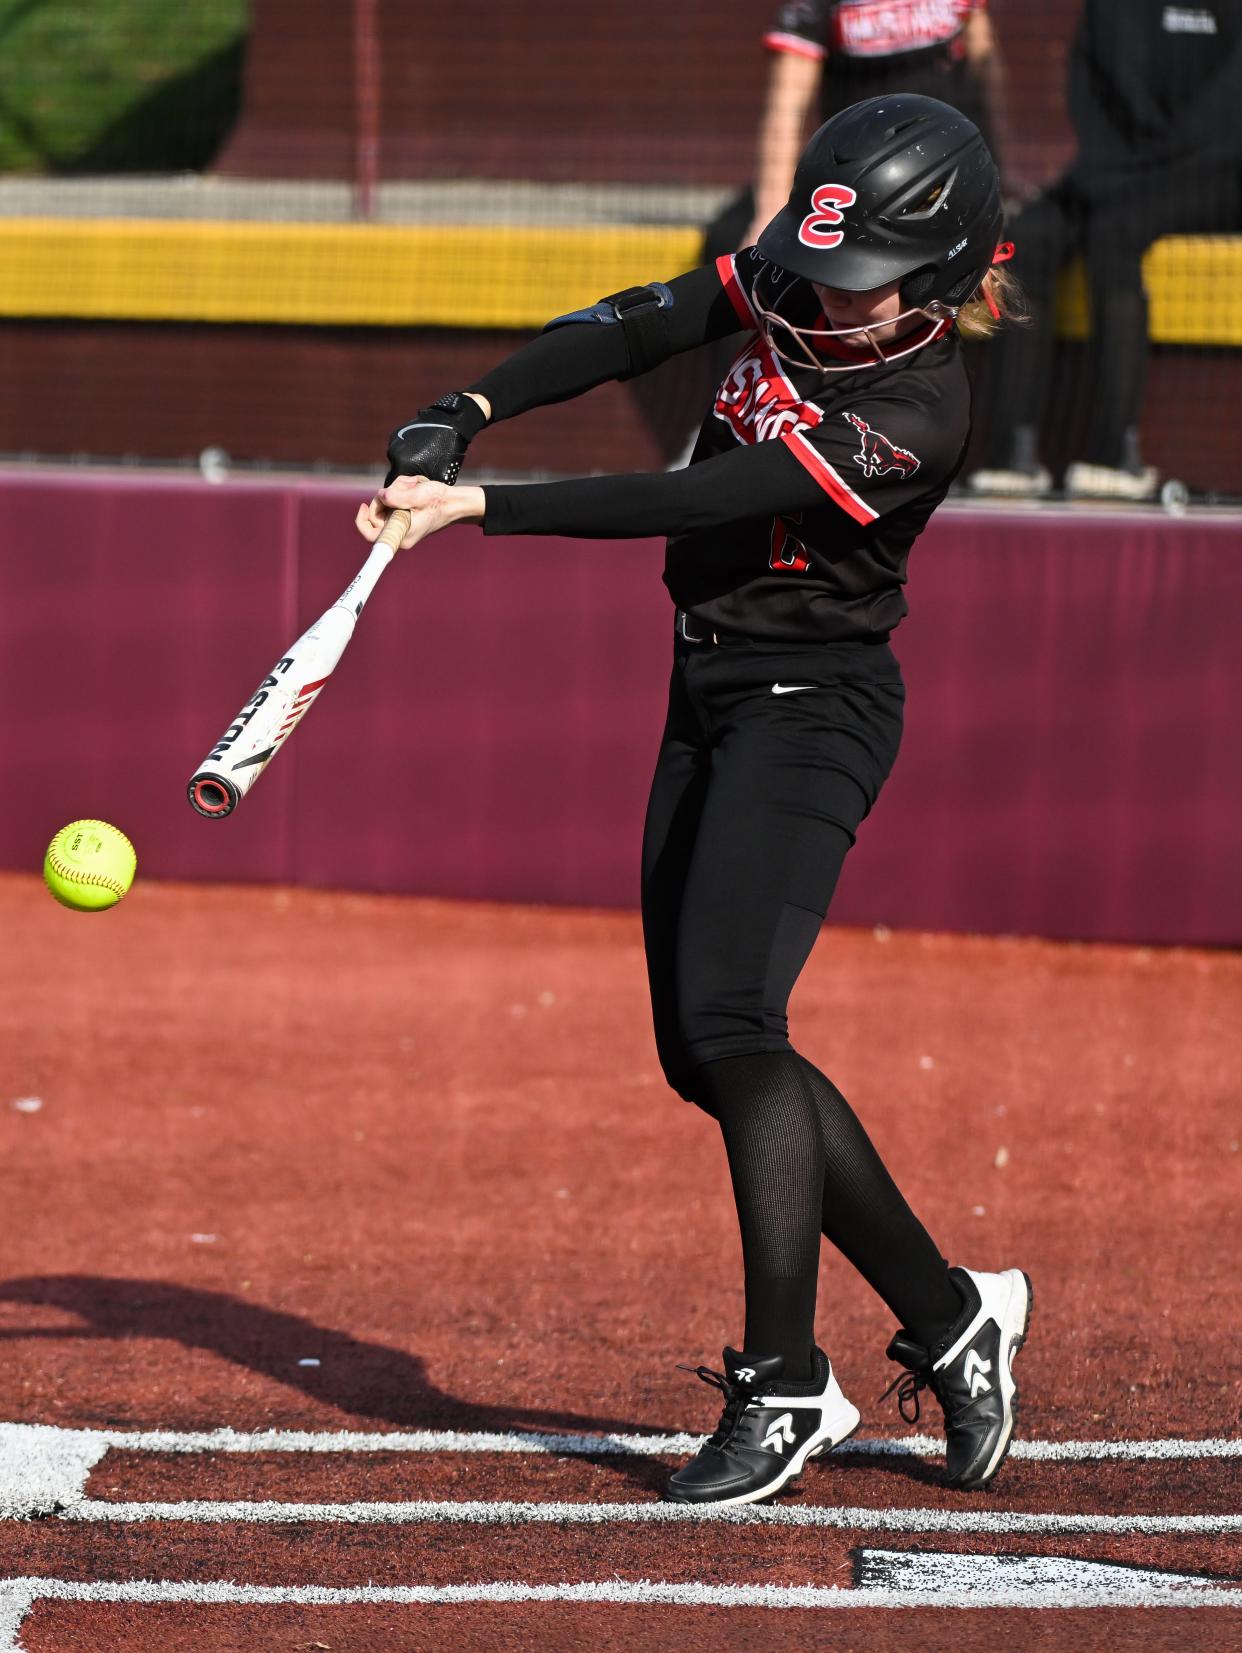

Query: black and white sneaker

[666,1346,860,1506]
[884,1266,1032,1490]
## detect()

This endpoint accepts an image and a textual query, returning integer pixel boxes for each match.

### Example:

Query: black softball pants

[640,627,961,1373]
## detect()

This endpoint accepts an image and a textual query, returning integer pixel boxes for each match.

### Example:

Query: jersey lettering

[833,0,972,57]
[798,183,857,250]
[715,341,824,447]
[1160,6,1218,32]
[770,512,812,574]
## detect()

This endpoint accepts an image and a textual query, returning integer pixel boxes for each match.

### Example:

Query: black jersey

[766,0,988,130]
[663,249,971,644]
[478,255,972,646]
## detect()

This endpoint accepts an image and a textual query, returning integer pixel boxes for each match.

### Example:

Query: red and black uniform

[475,249,968,1070]
[390,87,1023,1479]
[669,250,968,643]
[765,0,990,135]
[482,250,971,646]
[468,253,968,1369]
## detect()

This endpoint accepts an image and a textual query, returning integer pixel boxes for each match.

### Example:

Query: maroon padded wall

[2,470,1238,944]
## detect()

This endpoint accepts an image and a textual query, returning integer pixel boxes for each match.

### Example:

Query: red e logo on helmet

[798,184,858,250]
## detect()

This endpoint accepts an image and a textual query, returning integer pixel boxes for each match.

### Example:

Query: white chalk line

[62,1496,1242,1535]
[69,1426,1242,1461]
[0,1590,28,1653]
[4,1527,1238,1647]
[4,1434,1238,1647]
[4,1421,1239,1524]
[0,1569,1237,1624]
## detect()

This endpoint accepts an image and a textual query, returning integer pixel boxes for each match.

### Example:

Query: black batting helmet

[757,94,1002,311]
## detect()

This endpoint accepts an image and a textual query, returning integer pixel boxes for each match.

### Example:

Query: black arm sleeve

[467,263,749,423]
[483,439,829,539]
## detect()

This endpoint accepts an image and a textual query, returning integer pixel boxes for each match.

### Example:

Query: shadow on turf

[0,1273,680,1492]
[829,1446,952,1489]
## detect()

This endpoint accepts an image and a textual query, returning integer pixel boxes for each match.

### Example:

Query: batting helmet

[754,94,1003,370]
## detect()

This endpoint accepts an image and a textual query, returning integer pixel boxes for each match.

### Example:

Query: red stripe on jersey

[762,30,827,59]
[781,429,879,524]
[716,254,759,328]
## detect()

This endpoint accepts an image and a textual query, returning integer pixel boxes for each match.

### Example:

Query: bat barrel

[186,524,403,821]
[188,773,240,819]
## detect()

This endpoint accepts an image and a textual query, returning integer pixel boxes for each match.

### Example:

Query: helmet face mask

[755,94,1002,372]
[753,273,956,375]
[750,254,956,376]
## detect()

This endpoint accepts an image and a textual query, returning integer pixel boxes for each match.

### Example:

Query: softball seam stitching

[44,821,135,899]
[44,855,127,896]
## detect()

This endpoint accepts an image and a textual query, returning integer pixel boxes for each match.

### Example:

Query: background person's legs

[971,186,1081,491]
[1071,164,1242,494]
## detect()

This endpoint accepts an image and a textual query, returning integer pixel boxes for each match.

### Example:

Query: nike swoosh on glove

[385,391,489,486]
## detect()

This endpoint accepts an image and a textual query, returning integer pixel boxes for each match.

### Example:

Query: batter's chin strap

[542,283,675,379]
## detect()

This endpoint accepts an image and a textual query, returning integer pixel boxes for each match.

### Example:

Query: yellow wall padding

[0,218,704,330]
[0,218,1239,343]
[1054,238,1242,345]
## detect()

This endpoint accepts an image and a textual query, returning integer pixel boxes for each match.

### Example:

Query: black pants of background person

[639,618,961,1374]
[980,162,1242,474]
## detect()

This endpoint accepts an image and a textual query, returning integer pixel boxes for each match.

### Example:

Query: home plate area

[1,1424,1238,1650]
[4,891,1241,1648]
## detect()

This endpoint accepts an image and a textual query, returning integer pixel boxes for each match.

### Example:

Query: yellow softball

[43,819,137,912]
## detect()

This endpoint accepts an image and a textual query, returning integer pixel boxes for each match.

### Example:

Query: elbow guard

[542,283,675,379]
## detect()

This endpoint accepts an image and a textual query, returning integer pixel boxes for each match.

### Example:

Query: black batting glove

[385,391,488,486]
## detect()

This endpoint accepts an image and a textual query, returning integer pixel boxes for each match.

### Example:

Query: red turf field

[2,871,1239,1649]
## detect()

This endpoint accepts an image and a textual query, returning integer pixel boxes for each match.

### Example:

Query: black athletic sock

[697,1051,962,1360]
[793,1055,961,1345]
[695,1053,823,1382]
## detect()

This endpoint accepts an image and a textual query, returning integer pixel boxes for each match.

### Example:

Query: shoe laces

[879,1365,927,1425]
[679,1364,756,1448]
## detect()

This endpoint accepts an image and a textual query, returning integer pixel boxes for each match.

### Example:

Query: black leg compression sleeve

[794,1055,961,1345]
[697,1051,962,1365]
[697,1053,823,1383]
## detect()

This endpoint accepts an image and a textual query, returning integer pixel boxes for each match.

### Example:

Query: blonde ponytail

[956,264,1027,340]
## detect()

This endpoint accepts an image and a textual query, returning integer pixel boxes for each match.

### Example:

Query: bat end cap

[188,775,238,818]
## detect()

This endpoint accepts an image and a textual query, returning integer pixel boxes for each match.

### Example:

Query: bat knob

[188,774,239,818]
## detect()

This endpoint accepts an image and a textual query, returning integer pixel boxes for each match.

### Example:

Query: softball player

[359,94,1032,1506]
